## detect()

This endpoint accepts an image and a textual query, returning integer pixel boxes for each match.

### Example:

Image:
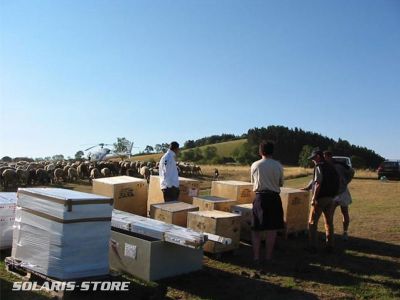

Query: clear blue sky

[1,0,399,159]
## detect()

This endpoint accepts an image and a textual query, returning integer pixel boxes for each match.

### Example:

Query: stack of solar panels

[0,192,17,250]
[12,188,113,280]
[112,209,206,249]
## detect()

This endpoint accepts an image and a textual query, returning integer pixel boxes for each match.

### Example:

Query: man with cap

[303,147,339,253]
[159,142,180,202]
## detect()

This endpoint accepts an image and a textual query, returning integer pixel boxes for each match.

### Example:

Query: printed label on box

[119,188,134,199]
[188,188,198,197]
[124,243,137,259]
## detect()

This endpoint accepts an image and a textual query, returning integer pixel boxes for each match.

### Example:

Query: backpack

[317,162,340,198]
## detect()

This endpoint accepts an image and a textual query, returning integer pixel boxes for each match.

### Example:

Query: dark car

[377,160,400,180]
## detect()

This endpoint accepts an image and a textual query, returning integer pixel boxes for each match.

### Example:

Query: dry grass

[354,169,378,179]
[1,170,399,300]
[200,164,313,182]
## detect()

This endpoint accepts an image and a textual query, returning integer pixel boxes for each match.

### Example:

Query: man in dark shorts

[303,148,339,253]
[250,141,284,263]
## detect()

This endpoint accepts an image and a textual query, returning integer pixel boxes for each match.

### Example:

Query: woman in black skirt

[250,142,284,264]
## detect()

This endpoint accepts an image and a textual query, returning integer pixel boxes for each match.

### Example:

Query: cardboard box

[280,187,310,235]
[149,201,199,227]
[231,203,253,242]
[109,230,203,281]
[147,176,200,213]
[93,176,148,216]
[211,180,255,204]
[192,196,237,212]
[187,210,241,254]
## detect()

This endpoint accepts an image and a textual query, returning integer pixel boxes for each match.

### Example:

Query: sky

[0,0,399,160]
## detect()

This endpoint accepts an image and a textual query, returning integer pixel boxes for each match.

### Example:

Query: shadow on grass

[160,265,319,300]
[220,234,400,297]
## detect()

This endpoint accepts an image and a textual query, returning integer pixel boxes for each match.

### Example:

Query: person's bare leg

[341,206,350,240]
[341,206,350,232]
[251,231,261,261]
[265,230,277,260]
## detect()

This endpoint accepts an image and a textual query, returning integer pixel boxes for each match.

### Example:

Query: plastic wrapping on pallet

[0,192,17,250]
[12,188,113,280]
[112,210,205,249]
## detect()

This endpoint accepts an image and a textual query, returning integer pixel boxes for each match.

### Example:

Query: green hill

[182,139,246,157]
[130,139,246,162]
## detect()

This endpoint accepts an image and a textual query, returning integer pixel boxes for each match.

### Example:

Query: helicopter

[83,142,135,162]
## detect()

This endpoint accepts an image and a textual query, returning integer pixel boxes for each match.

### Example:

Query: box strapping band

[20,207,111,224]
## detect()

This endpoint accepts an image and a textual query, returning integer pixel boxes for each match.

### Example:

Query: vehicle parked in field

[377,160,400,180]
[333,156,352,168]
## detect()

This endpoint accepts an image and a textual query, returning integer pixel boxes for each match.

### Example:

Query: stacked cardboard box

[211,181,255,204]
[187,210,241,254]
[192,195,237,212]
[92,176,148,216]
[232,188,310,240]
[149,201,199,227]
[231,203,253,242]
[147,176,200,213]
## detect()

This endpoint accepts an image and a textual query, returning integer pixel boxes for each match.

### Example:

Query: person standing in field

[324,151,354,240]
[250,141,284,265]
[159,142,180,202]
[303,148,339,253]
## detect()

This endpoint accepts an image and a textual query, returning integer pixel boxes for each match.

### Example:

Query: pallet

[5,257,113,299]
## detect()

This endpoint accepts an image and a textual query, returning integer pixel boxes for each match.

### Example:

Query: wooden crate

[280,187,310,235]
[210,180,255,204]
[92,176,148,216]
[192,195,237,212]
[187,210,241,254]
[147,176,200,213]
[149,201,199,227]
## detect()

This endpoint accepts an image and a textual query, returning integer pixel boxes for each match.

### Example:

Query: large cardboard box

[109,230,203,281]
[231,188,310,240]
[187,210,241,254]
[147,176,200,213]
[149,201,199,227]
[280,187,310,235]
[231,203,253,242]
[92,176,148,216]
[192,196,237,213]
[211,181,255,204]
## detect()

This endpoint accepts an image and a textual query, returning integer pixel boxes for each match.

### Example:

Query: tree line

[234,126,384,169]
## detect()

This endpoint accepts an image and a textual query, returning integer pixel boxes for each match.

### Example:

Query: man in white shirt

[159,142,180,201]
[250,141,284,264]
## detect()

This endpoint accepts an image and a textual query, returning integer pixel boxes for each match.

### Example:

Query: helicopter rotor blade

[84,145,97,151]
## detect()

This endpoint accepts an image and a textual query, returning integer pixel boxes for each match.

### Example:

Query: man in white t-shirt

[159,142,180,201]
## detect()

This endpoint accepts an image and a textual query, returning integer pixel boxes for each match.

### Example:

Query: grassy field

[184,139,246,158]
[1,167,399,299]
[130,139,246,162]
